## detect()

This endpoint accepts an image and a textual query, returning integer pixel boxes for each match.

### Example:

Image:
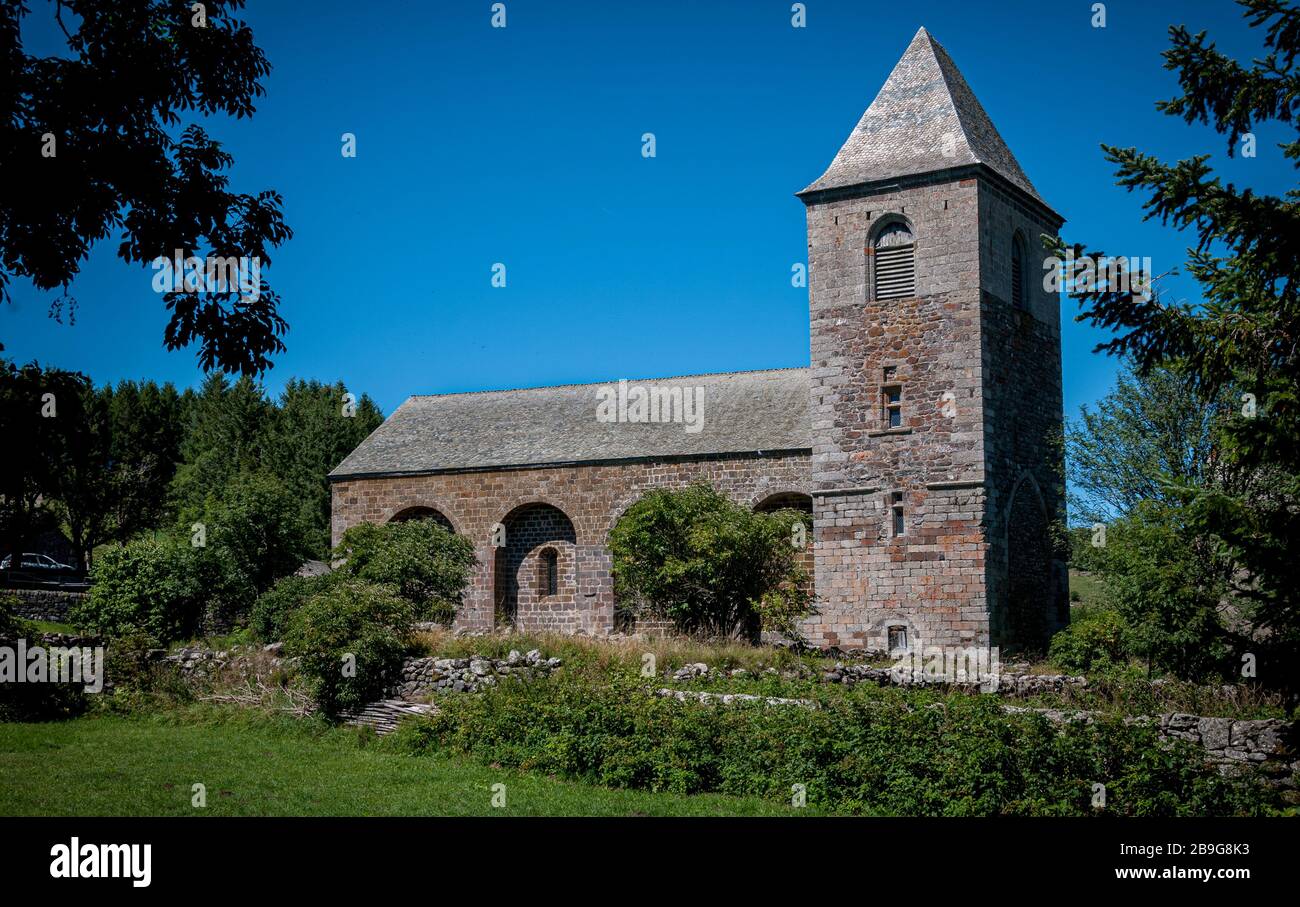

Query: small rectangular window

[882,385,902,428]
[891,491,905,537]
[887,625,908,652]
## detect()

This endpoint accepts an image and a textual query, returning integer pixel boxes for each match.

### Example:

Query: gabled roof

[800,27,1046,206]
[329,368,811,479]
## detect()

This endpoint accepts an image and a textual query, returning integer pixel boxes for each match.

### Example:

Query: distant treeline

[0,360,383,569]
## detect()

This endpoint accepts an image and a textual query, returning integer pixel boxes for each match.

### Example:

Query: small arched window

[873,220,915,300]
[538,547,558,597]
[1011,232,1028,310]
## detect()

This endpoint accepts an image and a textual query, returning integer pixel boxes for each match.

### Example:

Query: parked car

[0,552,87,590]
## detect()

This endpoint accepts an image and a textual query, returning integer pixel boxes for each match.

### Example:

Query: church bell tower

[798,27,1068,653]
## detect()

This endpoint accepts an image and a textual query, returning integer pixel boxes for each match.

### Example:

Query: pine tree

[1054,0,1300,693]
[263,379,383,555]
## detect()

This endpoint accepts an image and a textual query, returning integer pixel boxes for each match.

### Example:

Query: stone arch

[753,490,813,513]
[387,505,457,534]
[492,502,578,630]
[1003,472,1052,651]
[494,493,582,541]
[868,212,914,244]
[602,489,661,634]
[755,491,816,607]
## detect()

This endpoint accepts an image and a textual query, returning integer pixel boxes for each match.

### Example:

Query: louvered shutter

[875,243,915,300]
[1011,237,1025,309]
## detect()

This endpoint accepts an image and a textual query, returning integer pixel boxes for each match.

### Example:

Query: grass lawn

[1068,570,1107,609]
[29,620,79,635]
[0,710,816,817]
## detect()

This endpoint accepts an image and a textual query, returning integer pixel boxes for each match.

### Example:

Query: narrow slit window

[891,491,906,537]
[873,222,915,300]
[1011,233,1027,310]
[538,547,558,597]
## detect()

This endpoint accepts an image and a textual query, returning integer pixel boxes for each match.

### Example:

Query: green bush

[0,674,88,722]
[72,473,317,641]
[283,580,414,717]
[183,471,316,629]
[251,572,338,641]
[97,630,192,710]
[1089,506,1234,682]
[0,594,32,639]
[72,540,206,641]
[608,484,812,640]
[0,595,89,721]
[1048,606,1131,674]
[333,519,474,622]
[196,471,315,597]
[391,661,1271,816]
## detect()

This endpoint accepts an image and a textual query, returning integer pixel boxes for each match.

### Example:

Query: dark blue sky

[6,0,1291,420]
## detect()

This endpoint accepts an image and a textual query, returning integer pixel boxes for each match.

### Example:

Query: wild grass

[0,706,816,817]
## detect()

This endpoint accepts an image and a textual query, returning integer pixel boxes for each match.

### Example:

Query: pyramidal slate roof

[329,368,810,479]
[800,27,1044,205]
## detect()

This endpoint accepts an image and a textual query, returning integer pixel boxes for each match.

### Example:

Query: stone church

[330,27,1068,651]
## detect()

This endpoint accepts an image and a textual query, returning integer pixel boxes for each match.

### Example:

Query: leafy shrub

[72,540,206,641]
[1068,525,1110,573]
[392,661,1271,816]
[198,471,314,594]
[251,573,338,641]
[94,630,193,714]
[0,595,89,721]
[0,674,88,722]
[190,471,316,628]
[1089,506,1234,682]
[608,484,812,640]
[333,519,474,622]
[0,594,31,639]
[73,472,316,640]
[1048,606,1131,673]
[283,580,414,716]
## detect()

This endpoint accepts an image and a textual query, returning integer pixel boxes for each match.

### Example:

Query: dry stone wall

[6,588,85,623]
[394,649,561,698]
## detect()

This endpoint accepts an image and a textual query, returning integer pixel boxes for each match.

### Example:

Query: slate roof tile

[330,368,811,477]
[800,27,1045,204]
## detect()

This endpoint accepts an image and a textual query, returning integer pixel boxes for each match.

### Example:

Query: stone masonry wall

[977,179,1068,648]
[331,452,811,635]
[803,175,990,650]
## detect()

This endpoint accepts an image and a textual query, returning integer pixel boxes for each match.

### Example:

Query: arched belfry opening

[870,218,916,301]
[492,503,577,629]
